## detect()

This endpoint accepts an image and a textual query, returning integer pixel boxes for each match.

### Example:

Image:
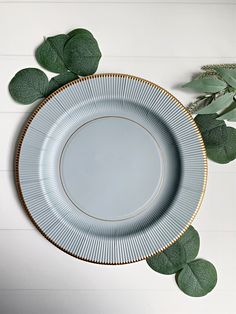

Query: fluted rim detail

[14,73,208,265]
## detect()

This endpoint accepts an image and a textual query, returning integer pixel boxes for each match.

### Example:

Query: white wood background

[0,1,236,313]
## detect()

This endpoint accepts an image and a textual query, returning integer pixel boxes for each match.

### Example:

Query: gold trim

[14,73,208,265]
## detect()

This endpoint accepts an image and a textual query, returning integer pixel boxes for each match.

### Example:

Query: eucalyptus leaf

[218,100,236,117]
[183,78,227,93]
[178,226,200,263]
[214,68,236,88]
[195,114,236,163]
[198,92,234,114]
[194,114,227,146]
[146,226,199,274]
[218,106,236,121]
[176,259,217,297]
[206,127,236,164]
[63,34,102,76]
[47,72,78,95]
[35,34,69,73]
[67,28,94,39]
[9,68,48,104]
[187,96,213,114]
[146,241,186,275]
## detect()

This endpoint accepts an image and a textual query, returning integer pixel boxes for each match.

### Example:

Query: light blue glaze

[18,75,206,264]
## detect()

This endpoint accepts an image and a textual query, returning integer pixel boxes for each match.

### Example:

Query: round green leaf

[67,28,94,39]
[198,93,234,114]
[9,68,48,104]
[47,72,78,95]
[146,241,186,275]
[146,226,200,274]
[194,114,227,146]
[194,113,225,133]
[183,78,227,93]
[206,127,236,164]
[63,34,102,76]
[195,114,236,163]
[176,259,217,297]
[36,34,69,73]
[178,226,200,262]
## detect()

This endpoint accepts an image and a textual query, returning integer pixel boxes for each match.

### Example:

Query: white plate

[15,74,207,264]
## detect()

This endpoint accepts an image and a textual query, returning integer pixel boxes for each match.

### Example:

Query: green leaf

[183,78,227,93]
[187,96,213,114]
[178,226,200,263]
[194,114,227,146]
[146,226,199,274]
[214,68,236,88]
[146,242,186,275]
[9,68,48,104]
[67,28,94,39]
[47,72,78,95]
[215,68,236,88]
[194,114,225,133]
[198,93,234,114]
[176,259,217,297]
[35,34,68,73]
[63,34,102,76]
[195,114,236,163]
[206,127,236,164]
[218,103,236,121]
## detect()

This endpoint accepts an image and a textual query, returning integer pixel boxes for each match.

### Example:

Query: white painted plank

[3,56,236,114]
[194,172,236,231]
[0,3,235,57]
[1,0,234,3]
[0,290,235,314]
[208,159,236,173]
[0,113,29,171]
[0,170,236,231]
[0,230,234,291]
[0,171,33,229]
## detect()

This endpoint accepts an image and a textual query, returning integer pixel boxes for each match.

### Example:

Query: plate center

[60,117,163,221]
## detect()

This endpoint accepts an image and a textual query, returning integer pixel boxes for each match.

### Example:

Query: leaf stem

[187,95,213,114]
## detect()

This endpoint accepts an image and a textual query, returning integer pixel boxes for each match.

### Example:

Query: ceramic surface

[16,74,207,264]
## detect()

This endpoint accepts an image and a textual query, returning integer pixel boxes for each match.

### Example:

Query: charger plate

[15,73,207,264]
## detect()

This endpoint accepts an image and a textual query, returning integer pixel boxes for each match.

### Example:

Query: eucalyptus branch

[183,64,236,165]
[202,64,236,71]
[187,95,213,114]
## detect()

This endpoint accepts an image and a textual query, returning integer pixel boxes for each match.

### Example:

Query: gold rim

[14,73,208,265]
